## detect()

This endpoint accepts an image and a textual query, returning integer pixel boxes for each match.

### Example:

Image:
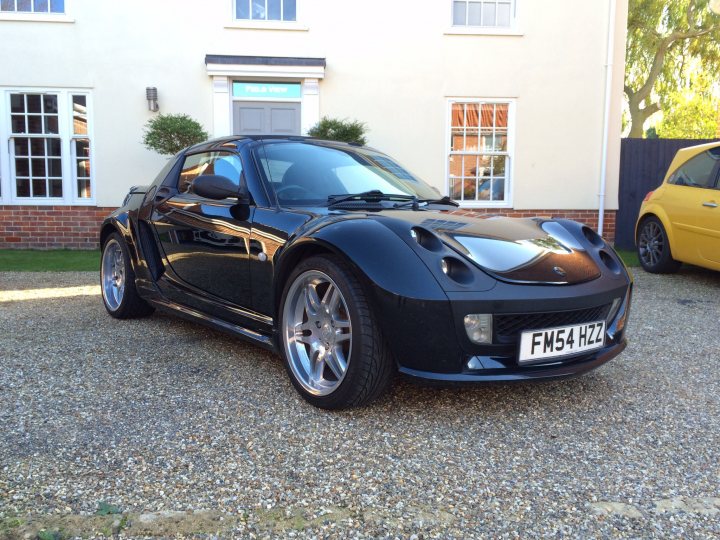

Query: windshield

[255,141,441,206]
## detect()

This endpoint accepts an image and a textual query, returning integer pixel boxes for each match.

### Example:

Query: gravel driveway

[1,267,719,539]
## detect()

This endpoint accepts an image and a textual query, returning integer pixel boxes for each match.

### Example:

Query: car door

[662,148,720,264]
[151,150,252,308]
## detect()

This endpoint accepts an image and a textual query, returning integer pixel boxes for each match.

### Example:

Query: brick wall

[0,206,115,249]
[0,206,617,249]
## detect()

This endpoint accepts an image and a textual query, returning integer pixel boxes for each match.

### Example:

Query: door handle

[702,201,718,208]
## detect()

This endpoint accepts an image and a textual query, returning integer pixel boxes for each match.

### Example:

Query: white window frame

[445,0,522,36]
[227,0,307,31]
[0,0,74,23]
[0,87,96,206]
[444,98,516,209]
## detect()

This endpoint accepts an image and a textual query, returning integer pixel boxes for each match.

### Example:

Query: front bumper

[370,273,632,382]
[399,339,626,383]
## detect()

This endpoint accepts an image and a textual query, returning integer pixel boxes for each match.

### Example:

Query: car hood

[372,210,602,284]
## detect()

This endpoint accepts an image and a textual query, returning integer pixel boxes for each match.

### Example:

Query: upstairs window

[235,0,296,22]
[452,0,515,28]
[0,0,65,13]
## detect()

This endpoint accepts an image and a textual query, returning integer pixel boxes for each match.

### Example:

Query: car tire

[279,254,394,409]
[101,231,155,319]
[636,216,681,274]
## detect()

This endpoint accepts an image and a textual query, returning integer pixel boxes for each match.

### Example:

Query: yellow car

[636,141,720,273]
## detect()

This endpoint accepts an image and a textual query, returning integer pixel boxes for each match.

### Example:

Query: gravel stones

[0,267,719,538]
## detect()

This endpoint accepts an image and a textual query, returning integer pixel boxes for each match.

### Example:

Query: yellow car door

[663,148,720,265]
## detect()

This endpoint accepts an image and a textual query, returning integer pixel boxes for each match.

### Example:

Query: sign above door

[232,82,301,99]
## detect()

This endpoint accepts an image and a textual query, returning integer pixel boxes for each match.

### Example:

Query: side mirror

[191,175,239,200]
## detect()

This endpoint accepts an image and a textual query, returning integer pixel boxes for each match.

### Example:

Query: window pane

[453,1,466,25]
[32,178,47,197]
[468,2,481,25]
[48,158,62,177]
[495,103,509,127]
[236,0,249,19]
[492,155,506,176]
[31,158,46,177]
[49,0,63,12]
[449,155,462,177]
[463,179,477,200]
[76,159,90,178]
[1,0,14,12]
[465,103,479,127]
[283,0,296,21]
[47,138,61,156]
[30,138,45,156]
[17,0,31,12]
[267,0,280,20]
[28,115,43,134]
[14,138,29,156]
[480,104,495,128]
[497,2,512,26]
[15,158,30,177]
[11,115,26,133]
[50,179,63,197]
[44,115,59,134]
[465,129,479,151]
[251,0,265,19]
[75,139,90,157]
[450,178,463,200]
[43,94,58,114]
[77,179,91,198]
[16,178,31,197]
[11,94,25,113]
[482,2,496,25]
[451,103,464,127]
[34,0,48,12]
[451,128,464,151]
[27,94,41,113]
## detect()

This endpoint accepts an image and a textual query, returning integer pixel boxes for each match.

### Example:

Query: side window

[668,150,720,188]
[178,152,243,193]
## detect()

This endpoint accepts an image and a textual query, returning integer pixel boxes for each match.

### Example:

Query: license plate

[518,320,605,364]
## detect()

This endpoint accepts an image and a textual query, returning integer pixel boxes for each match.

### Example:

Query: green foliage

[95,502,123,516]
[307,117,368,145]
[0,250,99,272]
[37,530,64,540]
[142,114,208,156]
[625,0,720,137]
[655,72,719,138]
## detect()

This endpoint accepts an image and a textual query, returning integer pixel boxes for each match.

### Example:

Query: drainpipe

[598,0,617,237]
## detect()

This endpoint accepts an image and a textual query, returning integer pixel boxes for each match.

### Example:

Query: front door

[151,150,253,309]
[233,101,301,135]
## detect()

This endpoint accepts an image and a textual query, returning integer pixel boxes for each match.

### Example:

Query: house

[0,0,628,248]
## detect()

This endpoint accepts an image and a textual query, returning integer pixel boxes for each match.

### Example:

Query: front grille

[495,304,612,344]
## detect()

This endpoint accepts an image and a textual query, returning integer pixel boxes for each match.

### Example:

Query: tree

[142,114,208,156]
[625,0,720,137]
[307,117,368,145]
[655,71,720,138]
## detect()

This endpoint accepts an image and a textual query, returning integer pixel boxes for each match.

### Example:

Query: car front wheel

[637,216,681,274]
[280,255,393,409]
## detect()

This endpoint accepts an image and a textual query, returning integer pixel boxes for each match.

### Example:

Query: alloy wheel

[638,221,664,268]
[101,238,126,311]
[283,270,352,396]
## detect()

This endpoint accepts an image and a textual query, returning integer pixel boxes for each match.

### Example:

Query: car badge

[553,266,567,277]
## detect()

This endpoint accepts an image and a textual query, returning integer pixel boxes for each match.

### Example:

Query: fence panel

[615,138,720,250]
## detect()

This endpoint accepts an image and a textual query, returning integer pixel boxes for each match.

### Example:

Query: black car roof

[186,135,364,153]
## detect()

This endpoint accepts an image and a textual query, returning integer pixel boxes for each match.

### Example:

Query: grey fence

[615,137,720,250]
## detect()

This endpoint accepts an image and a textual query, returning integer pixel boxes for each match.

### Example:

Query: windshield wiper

[393,196,459,210]
[327,190,415,207]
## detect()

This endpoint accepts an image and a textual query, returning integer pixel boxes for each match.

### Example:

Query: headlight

[464,314,493,344]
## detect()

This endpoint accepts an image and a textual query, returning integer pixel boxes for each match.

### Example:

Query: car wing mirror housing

[191,174,246,201]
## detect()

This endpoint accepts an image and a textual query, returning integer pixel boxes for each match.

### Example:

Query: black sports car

[100,136,632,409]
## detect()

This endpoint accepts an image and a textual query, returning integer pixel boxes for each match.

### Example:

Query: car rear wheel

[637,217,681,274]
[101,232,155,318]
[280,255,393,409]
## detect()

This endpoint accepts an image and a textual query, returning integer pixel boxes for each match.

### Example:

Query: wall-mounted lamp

[146,87,159,112]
